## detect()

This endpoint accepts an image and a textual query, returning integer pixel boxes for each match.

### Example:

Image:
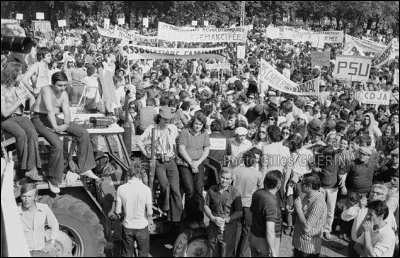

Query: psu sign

[333,55,372,82]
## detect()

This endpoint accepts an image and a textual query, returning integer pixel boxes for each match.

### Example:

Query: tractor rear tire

[173,229,211,257]
[39,195,106,257]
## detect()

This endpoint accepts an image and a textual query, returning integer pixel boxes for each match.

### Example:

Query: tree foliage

[1,1,398,33]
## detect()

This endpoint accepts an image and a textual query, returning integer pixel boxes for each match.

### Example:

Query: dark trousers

[31,114,96,184]
[155,159,183,222]
[178,163,205,223]
[208,220,237,257]
[1,116,41,171]
[122,226,149,257]
[294,248,319,257]
[236,207,252,257]
[347,240,360,257]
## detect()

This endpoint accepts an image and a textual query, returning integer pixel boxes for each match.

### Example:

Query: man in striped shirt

[292,173,327,257]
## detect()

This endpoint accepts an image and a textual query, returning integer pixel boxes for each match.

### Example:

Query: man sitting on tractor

[30,71,99,194]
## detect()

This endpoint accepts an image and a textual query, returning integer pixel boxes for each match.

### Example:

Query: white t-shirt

[262,142,291,174]
[116,179,152,229]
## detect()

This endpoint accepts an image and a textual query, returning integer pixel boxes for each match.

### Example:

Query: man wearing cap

[343,147,376,199]
[137,107,183,222]
[229,127,253,168]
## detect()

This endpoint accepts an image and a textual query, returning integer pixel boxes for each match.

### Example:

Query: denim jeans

[178,163,205,223]
[31,113,96,184]
[1,116,41,171]
[122,226,149,257]
[155,159,183,222]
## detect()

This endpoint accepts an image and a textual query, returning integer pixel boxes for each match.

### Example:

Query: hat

[159,107,174,120]
[268,102,278,111]
[254,104,264,115]
[268,91,276,96]
[359,147,372,156]
[298,113,309,123]
[235,127,248,136]
[306,101,315,108]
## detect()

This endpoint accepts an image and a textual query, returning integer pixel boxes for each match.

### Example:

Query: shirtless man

[22,47,52,96]
[30,71,98,193]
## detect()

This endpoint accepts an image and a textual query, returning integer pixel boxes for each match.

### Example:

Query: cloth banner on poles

[333,55,372,82]
[342,38,365,56]
[97,26,158,44]
[205,63,231,70]
[319,31,344,44]
[360,91,390,105]
[311,52,331,66]
[127,44,226,55]
[127,53,226,61]
[372,39,397,67]
[260,59,319,96]
[265,26,280,39]
[157,21,248,43]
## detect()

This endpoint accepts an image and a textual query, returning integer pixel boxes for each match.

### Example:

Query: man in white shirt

[115,163,153,257]
[341,184,397,257]
[262,125,290,179]
[229,127,253,168]
[354,200,395,257]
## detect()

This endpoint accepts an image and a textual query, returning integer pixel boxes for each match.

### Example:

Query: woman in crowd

[1,62,42,181]
[177,111,210,229]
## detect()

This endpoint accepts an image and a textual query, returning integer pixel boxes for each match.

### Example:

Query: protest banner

[157,21,248,43]
[58,20,66,27]
[118,18,125,25]
[127,53,225,61]
[192,20,197,26]
[346,34,386,53]
[104,18,110,29]
[237,45,246,59]
[97,25,158,44]
[394,69,399,86]
[16,13,23,20]
[143,17,148,28]
[36,12,44,20]
[311,52,330,66]
[209,138,227,150]
[32,20,52,32]
[372,39,396,67]
[265,26,280,39]
[342,38,365,56]
[205,63,231,70]
[319,30,344,44]
[127,44,226,55]
[260,59,319,96]
[333,55,372,82]
[204,20,209,27]
[360,91,390,105]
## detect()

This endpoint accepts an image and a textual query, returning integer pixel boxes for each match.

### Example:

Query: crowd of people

[1,20,399,257]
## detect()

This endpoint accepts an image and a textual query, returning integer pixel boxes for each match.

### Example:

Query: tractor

[1,111,221,257]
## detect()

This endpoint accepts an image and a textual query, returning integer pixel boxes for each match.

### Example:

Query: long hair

[1,62,23,87]
[187,111,208,133]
